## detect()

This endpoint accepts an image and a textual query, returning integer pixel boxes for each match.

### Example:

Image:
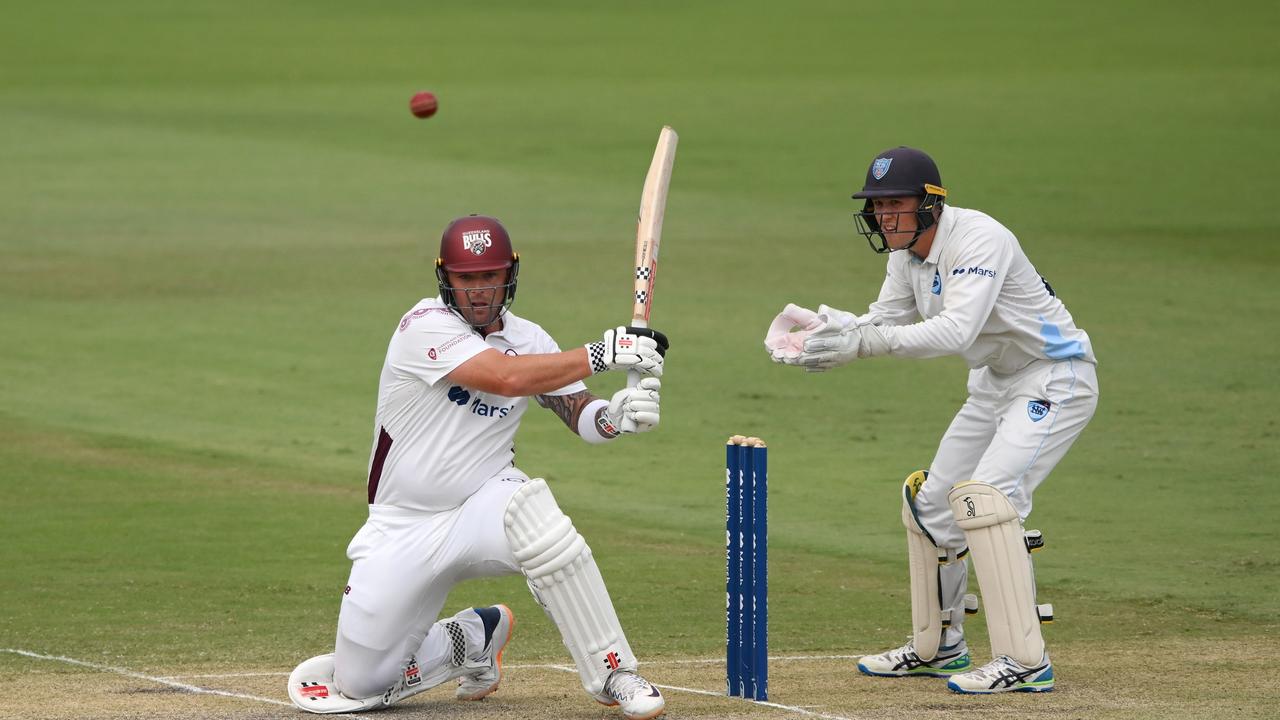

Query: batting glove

[606,377,661,433]
[586,326,669,376]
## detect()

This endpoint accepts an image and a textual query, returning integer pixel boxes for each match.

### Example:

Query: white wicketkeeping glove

[606,377,661,433]
[763,303,822,363]
[586,326,669,376]
[793,304,891,371]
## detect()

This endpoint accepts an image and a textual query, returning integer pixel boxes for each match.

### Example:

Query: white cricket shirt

[865,205,1096,374]
[364,297,586,512]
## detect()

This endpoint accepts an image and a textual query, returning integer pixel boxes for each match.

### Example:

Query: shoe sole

[457,604,516,701]
[947,682,1055,694]
[594,698,665,720]
[857,662,969,679]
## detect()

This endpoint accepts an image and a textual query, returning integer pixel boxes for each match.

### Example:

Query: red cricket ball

[409,91,438,119]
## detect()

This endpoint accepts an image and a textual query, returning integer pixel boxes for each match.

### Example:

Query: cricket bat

[624,126,677,432]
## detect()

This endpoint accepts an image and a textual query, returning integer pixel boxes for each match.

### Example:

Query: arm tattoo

[536,389,599,433]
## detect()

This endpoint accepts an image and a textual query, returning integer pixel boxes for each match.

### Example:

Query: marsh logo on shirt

[1027,399,1051,422]
[447,385,514,418]
[953,266,997,278]
[462,230,493,255]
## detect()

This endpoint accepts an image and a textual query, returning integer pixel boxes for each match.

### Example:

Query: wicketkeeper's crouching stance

[288,215,667,720]
[767,147,1098,693]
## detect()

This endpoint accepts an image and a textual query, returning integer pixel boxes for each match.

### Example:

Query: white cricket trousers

[916,357,1099,549]
[915,358,1097,648]
[333,471,529,699]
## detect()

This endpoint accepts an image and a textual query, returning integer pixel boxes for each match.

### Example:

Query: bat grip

[621,369,640,433]
[621,315,647,433]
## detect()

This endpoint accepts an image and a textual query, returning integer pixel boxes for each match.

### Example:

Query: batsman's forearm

[496,348,593,396]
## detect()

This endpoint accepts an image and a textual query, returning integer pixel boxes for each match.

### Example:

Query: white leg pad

[949,481,1044,666]
[901,471,945,661]
[504,478,635,696]
[288,654,387,713]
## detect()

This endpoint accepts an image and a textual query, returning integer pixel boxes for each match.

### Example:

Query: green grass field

[3,2,1278,718]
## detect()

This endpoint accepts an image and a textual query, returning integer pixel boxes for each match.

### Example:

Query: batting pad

[900,470,967,661]
[949,481,1044,666]
[504,478,635,695]
[288,653,387,713]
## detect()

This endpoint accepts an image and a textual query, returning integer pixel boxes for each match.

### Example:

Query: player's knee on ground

[333,642,405,701]
[503,478,636,696]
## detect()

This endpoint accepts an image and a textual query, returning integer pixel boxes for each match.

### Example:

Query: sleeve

[389,310,491,386]
[864,254,920,327]
[878,228,1013,358]
[531,327,589,396]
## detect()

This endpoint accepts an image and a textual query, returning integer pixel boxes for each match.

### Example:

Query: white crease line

[1,648,358,718]
[160,654,865,679]
[7,647,859,720]
[537,664,856,720]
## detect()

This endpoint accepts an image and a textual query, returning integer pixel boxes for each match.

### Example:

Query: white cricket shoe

[455,604,516,701]
[947,653,1054,694]
[595,668,666,720]
[857,640,971,678]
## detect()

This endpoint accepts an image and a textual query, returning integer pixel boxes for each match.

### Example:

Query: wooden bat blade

[631,126,677,327]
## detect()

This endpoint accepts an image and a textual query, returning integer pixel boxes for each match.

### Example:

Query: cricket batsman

[287,215,667,719]
[765,147,1098,693]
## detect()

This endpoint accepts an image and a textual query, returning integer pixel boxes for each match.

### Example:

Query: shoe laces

[604,670,652,702]
[969,655,1024,681]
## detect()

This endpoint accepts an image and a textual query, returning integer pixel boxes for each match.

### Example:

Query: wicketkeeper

[766,147,1098,694]
[288,214,667,720]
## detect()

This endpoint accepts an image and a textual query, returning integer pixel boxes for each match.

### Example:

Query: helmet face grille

[853,192,945,254]
[436,259,520,330]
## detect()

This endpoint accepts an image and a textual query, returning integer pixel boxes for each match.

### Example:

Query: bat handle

[621,369,640,433]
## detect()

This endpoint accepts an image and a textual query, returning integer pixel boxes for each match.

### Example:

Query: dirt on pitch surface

[6,639,1277,720]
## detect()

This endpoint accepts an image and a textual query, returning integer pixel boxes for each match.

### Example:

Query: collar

[915,205,954,265]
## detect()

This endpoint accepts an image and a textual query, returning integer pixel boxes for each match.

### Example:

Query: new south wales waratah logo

[1028,399,1051,422]
[872,157,893,180]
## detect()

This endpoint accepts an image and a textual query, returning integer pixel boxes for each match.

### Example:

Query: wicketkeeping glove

[586,326,669,376]
[605,377,661,433]
[763,303,822,363]
[793,304,890,371]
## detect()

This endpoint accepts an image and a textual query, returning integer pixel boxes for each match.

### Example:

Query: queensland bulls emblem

[462,229,492,255]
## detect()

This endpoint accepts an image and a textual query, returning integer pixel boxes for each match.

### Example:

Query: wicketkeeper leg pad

[901,471,969,661]
[503,478,636,696]
[949,480,1045,667]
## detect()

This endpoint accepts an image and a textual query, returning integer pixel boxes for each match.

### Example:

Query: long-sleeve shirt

[866,205,1095,374]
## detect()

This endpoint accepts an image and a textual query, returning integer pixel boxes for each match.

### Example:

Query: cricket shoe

[947,653,1054,694]
[857,640,971,678]
[455,604,516,700]
[595,669,666,720]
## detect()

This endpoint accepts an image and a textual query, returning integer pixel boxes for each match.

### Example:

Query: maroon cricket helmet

[435,215,521,329]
